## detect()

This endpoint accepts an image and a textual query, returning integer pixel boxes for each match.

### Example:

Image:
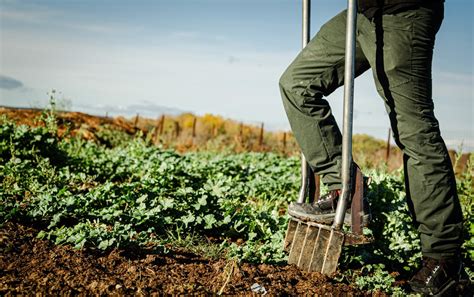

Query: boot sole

[288,209,371,228]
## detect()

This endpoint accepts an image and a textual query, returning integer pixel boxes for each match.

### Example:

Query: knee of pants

[279,68,297,96]
[279,68,323,111]
[392,116,447,162]
[279,69,302,110]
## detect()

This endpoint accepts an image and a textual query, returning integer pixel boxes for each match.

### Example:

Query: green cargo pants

[279,4,463,259]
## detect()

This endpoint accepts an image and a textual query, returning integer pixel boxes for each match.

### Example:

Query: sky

[0,0,473,150]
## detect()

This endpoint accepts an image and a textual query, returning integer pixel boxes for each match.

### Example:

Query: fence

[126,113,299,154]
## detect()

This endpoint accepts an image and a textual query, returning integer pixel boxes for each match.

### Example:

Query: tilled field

[0,223,382,296]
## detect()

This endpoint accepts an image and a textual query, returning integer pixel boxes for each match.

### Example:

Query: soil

[0,222,387,296]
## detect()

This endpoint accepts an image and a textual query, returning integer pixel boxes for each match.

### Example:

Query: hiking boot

[288,190,341,224]
[287,188,371,226]
[409,256,472,296]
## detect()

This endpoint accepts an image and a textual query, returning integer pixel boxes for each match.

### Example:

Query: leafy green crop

[1,114,472,294]
[0,116,299,254]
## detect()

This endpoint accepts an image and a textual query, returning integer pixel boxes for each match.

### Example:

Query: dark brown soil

[0,222,386,296]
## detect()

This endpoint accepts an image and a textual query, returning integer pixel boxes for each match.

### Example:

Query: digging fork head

[283,167,372,275]
[284,219,344,275]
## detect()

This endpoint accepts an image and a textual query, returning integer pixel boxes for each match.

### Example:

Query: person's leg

[279,10,370,190]
[357,4,465,293]
[358,3,463,261]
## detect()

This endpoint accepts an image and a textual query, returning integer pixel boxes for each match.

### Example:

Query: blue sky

[0,0,473,150]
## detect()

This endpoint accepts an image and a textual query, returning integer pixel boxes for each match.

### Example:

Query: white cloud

[0,5,59,23]
[69,23,143,35]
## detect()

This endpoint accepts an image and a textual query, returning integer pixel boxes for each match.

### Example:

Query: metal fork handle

[297,0,313,204]
[333,0,357,230]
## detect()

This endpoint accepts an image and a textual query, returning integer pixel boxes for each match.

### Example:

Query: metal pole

[297,0,312,203]
[302,0,311,48]
[333,0,357,230]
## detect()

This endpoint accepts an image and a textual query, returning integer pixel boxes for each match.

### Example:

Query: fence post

[212,124,217,137]
[159,115,165,135]
[153,117,161,144]
[192,117,197,138]
[258,123,264,150]
[386,128,391,162]
[134,113,140,129]
[282,132,287,151]
[174,121,180,138]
